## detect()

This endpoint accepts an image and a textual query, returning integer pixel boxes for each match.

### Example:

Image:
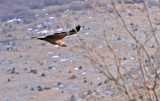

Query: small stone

[69,70,72,73]
[98,82,102,86]
[99,64,103,67]
[145,59,149,63]
[40,63,43,66]
[41,73,46,77]
[8,78,11,82]
[79,66,82,69]
[117,37,121,40]
[87,90,92,95]
[30,69,34,73]
[151,45,155,48]
[70,94,75,101]
[11,68,16,74]
[69,75,77,79]
[48,66,53,69]
[133,27,138,31]
[104,80,108,84]
[16,72,19,74]
[99,71,103,73]
[155,21,160,25]
[57,82,63,86]
[133,48,136,50]
[31,87,34,90]
[33,69,37,74]
[151,55,154,59]
[37,86,43,91]
[84,80,87,83]
[24,68,27,71]
[44,87,51,90]
[123,57,127,60]
[30,69,38,74]
[128,12,134,16]
[130,23,134,25]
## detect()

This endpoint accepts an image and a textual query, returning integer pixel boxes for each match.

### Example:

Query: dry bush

[75,0,160,100]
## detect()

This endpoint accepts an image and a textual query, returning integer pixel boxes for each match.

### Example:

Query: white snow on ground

[41,30,48,33]
[49,17,54,20]
[7,18,21,23]
[56,28,63,32]
[28,28,32,31]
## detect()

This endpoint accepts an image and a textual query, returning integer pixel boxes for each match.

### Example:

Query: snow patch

[52,55,59,58]
[56,28,63,32]
[7,18,21,23]
[28,28,32,31]
[49,17,54,20]
[41,30,48,34]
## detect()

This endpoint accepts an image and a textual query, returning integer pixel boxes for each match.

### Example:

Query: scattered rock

[151,45,155,48]
[155,21,160,25]
[98,82,102,86]
[104,80,108,84]
[41,73,46,77]
[48,66,53,69]
[107,7,114,13]
[133,47,136,50]
[145,59,149,63]
[87,90,92,95]
[8,78,11,82]
[37,85,43,91]
[150,55,154,59]
[16,72,19,74]
[30,69,38,74]
[69,75,77,79]
[40,62,43,66]
[84,80,87,83]
[44,87,51,90]
[128,12,134,16]
[79,66,82,69]
[123,57,127,60]
[70,94,76,101]
[24,68,27,71]
[69,70,72,73]
[130,23,134,25]
[117,37,121,40]
[31,87,34,91]
[11,68,16,74]
[57,82,63,86]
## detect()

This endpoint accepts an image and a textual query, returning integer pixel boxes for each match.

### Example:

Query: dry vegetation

[75,0,160,100]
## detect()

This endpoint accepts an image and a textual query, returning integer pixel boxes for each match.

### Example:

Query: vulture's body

[35,25,81,47]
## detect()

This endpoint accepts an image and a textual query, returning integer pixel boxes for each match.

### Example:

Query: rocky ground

[0,0,160,101]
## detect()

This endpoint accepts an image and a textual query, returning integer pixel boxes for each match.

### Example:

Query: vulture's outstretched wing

[35,25,81,47]
[52,25,81,39]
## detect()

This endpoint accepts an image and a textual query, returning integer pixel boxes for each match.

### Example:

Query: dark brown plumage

[35,25,81,47]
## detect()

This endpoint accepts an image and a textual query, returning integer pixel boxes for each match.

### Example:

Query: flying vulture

[34,25,81,47]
